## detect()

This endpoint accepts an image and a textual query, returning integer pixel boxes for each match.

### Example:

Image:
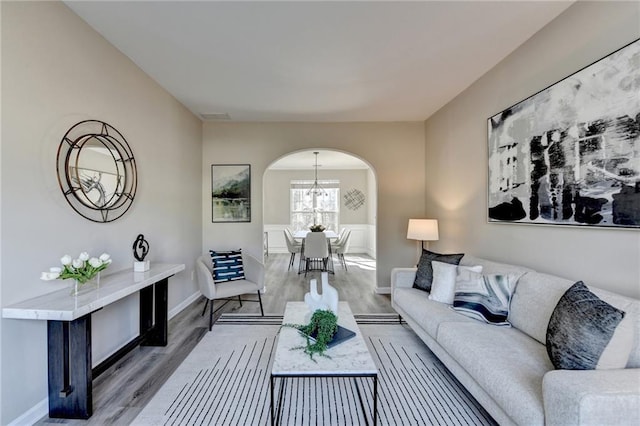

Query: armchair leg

[257,290,264,316]
[209,300,214,331]
[238,295,243,307]
[201,299,209,316]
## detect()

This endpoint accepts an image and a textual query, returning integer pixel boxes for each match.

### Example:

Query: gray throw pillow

[413,250,464,292]
[546,281,628,370]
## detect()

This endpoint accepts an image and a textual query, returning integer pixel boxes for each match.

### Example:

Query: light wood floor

[36,253,393,425]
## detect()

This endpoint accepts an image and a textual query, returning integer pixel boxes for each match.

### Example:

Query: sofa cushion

[438,321,553,426]
[508,272,574,345]
[413,249,464,292]
[459,254,533,276]
[429,261,482,305]
[452,270,518,326]
[393,287,475,338]
[546,281,632,370]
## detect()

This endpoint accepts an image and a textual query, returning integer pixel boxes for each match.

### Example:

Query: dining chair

[333,229,352,270]
[196,253,264,331]
[301,232,334,276]
[284,230,302,271]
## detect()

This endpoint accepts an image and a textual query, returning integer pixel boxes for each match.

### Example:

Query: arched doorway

[262,149,377,280]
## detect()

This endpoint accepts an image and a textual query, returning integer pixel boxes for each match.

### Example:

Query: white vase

[321,272,339,315]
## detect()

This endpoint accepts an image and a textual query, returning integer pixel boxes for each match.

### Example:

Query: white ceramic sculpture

[303,272,339,315]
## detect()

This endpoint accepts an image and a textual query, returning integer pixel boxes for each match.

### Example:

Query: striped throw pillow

[209,250,245,283]
[452,269,518,326]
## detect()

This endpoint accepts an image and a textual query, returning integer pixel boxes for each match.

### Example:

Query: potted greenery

[282,309,338,360]
[309,224,326,232]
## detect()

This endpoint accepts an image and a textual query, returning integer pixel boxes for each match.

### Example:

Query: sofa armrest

[542,368,640,426]
[391,268,417,290]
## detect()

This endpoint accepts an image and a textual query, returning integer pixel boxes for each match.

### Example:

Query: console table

[2,263,185,419]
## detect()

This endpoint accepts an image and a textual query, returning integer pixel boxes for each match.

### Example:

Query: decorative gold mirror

[57,120,137,222]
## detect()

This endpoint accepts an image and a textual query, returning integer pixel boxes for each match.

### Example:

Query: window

[290,180,340,231]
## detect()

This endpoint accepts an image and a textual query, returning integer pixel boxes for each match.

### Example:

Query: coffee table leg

[373,375,378,425]
[270,375,275,425]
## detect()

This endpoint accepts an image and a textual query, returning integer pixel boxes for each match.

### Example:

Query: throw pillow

[429,261,483,305]
[452,270,518,326]
[413,249,464,292]
[546,281,632,370]
[209,249,245,283]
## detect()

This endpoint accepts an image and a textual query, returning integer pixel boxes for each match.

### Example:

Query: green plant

[309,224,326,232]
[282,309,338,360]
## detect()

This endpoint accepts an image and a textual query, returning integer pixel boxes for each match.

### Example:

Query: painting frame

[211,164,251,223]
[487,38,640,229]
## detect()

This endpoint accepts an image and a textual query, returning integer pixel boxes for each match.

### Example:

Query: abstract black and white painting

[488,39,640,229]
[211,164,251,222]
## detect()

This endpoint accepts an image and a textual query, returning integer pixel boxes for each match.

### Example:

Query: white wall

[202,122,426,289]
[424,1,640,298]
[264,168,370,225]
[0,2,202,423]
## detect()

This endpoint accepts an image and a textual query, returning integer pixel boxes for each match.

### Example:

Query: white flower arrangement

[41,252,112,284]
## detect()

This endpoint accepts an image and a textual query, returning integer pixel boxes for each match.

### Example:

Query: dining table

[293,229,339,239]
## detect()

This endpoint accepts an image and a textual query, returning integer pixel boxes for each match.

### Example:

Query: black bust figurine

[133,234,150,271]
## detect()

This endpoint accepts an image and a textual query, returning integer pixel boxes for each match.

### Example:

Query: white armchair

[196,253,265,331]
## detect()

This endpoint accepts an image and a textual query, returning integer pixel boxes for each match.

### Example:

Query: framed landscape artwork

[488,38,640,229]
[211,164,251,223]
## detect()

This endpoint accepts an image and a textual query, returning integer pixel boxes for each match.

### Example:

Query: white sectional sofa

[391,255,640,426]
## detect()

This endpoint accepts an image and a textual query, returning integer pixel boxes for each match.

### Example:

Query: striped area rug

[133,314,496,425]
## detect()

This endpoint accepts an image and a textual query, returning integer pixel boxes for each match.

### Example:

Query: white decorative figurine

[304,272,339,315]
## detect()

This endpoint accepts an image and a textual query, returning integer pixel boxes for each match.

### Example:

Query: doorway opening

[261,149,380,311]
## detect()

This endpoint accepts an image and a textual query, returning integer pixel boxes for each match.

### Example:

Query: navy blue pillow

[209,249,245,283]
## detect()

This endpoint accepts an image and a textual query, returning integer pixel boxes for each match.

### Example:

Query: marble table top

[271,301,378,376]
[2,263,185,322]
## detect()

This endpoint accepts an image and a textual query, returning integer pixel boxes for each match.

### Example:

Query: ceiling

[65,1,573,123]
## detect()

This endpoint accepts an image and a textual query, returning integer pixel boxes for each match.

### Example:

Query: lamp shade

[407,219,439,241]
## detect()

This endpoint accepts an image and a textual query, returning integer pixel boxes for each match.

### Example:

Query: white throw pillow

[429,261,482,305]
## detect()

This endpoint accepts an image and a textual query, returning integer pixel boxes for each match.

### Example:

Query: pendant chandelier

[307,151,328,197]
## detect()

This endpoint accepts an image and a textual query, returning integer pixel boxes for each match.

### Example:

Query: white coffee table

[270,302,378,425]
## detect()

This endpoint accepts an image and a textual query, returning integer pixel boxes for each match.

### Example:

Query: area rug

[132,314,496,425]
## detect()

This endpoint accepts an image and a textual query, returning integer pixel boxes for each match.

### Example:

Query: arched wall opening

[262,148,378,277]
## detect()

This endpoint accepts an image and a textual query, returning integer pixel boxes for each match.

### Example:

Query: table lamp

[407,219,439,250]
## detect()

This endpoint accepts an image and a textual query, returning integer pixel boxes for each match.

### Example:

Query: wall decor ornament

[57,120,137,223]
[344,188,365,211]
[488,39,640,229]
[211,164,251,222]
[132,234,150,272]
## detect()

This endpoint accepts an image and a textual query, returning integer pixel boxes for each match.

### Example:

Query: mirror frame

[57,120,137,223]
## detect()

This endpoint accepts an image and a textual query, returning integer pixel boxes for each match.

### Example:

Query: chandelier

[307,151,328,197]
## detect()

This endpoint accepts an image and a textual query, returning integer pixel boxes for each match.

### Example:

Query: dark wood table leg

[140,278,168,346]
[47,315,92,419]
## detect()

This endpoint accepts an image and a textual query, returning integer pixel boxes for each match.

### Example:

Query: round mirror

[57,120,137,222]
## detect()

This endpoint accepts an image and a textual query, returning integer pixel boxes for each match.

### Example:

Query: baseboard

[7,397,48,426]
[375,286,391,294]
[169,291,202,319]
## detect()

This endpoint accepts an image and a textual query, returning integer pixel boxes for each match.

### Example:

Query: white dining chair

[284,230,302,271]
[333,229,352,270]
[301,232,334,276]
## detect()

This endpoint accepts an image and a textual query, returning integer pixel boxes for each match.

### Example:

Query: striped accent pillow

[452,269,518,326]
[209,250,245,283]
